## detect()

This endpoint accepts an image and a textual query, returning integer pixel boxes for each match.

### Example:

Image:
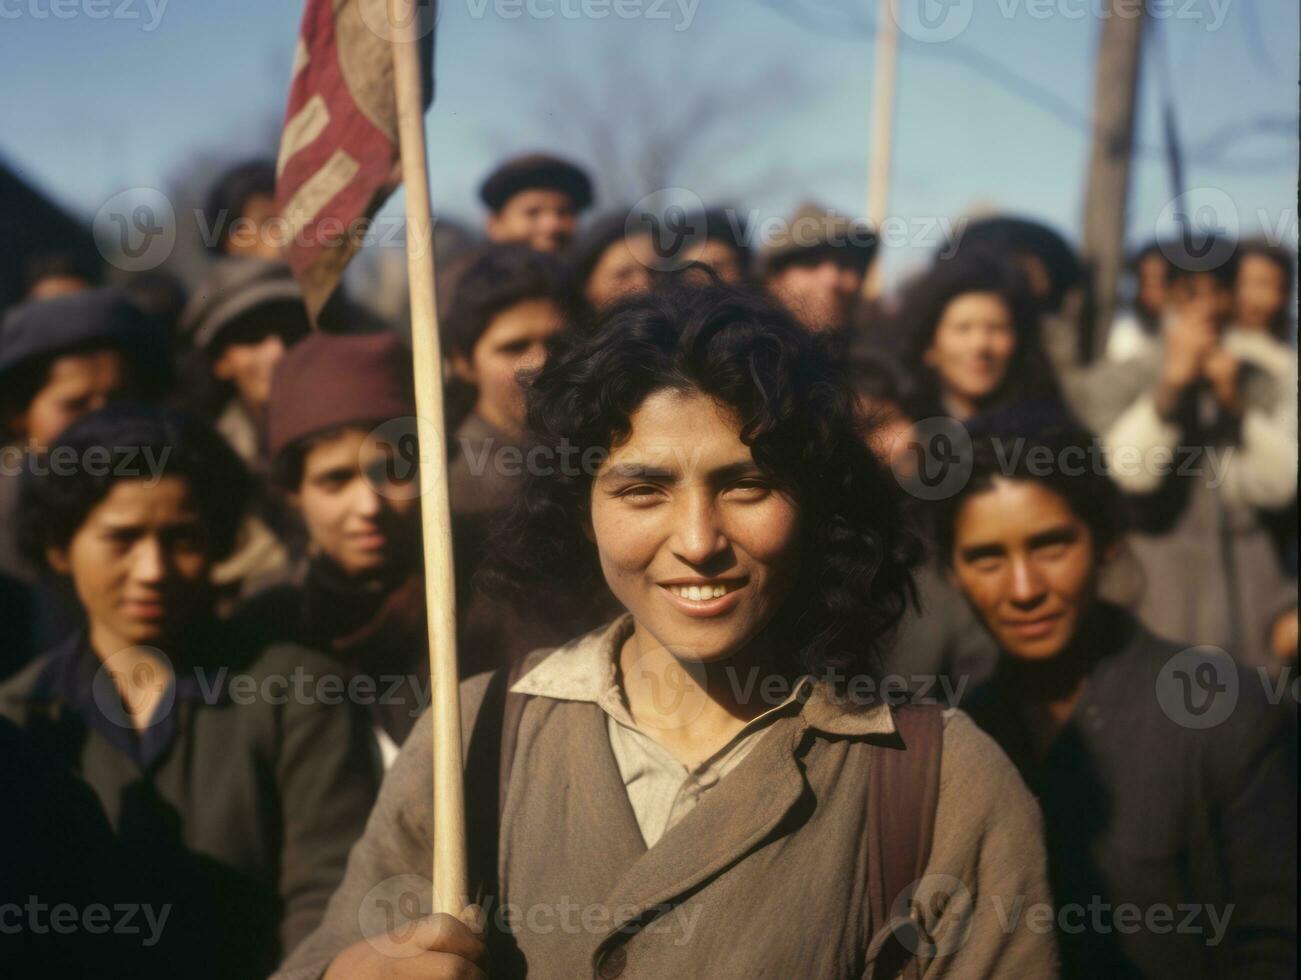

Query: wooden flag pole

[391,0,469,915]
[862,0,899,301]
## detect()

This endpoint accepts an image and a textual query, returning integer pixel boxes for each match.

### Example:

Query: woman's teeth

[667,583,734,601]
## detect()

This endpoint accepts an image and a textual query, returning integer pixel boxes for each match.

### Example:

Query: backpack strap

[864,703,944,980]
[464,659,531,909]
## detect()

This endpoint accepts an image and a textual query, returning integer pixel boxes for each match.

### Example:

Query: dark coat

[0,628,381,980]
[967,605,1297,979]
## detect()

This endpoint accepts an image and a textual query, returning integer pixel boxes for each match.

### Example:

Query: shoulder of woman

[935,708,1040,832]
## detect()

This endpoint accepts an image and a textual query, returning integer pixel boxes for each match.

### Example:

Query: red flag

[276,0,435,321]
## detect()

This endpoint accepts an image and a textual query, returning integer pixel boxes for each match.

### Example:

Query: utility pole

[1080,0,1146,360]
[862,0,899,301]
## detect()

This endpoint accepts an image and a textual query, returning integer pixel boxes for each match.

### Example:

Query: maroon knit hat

[266,331,413,461]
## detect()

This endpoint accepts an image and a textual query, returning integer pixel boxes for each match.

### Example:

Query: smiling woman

[487,279,919,681]
[279,281,1059,980]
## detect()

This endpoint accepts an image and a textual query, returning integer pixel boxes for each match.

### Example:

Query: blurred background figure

[680,207,752,284]
[569,211,658,315]
[1104,241,1171,363]
[202,158,283,262]
[480,152,593,253]
[1097,240,1298,669]
[237,332,428,766]
[900,250,1063,426]
[0,288,171,673]
[761,201,876,338]
[22,249,102,301]
[1,403,379,980]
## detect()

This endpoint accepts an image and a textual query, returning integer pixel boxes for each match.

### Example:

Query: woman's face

[458,297,566,435]
[589,388,801,664]
[49,476,211,653]
[949,478,1097,662]
[1234,254,1287,332]
[585,233,656,310]
[21,349,131,449]
[924,292,1017,411]
[294,427,419,578]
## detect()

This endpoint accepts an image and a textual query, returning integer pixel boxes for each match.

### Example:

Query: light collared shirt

[513,614,813,847]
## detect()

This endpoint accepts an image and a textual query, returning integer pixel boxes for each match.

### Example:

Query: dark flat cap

[180,258,307,352]
[266,331,413,461]
[0,287,169,381]
[479,153,594,213]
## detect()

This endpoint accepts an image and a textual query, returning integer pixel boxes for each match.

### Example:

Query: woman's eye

[618,485,661,501]
[727,480,769,498]
[1035,544,1068,560]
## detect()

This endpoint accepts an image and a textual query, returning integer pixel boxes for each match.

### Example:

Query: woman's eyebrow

[599,462,677,483]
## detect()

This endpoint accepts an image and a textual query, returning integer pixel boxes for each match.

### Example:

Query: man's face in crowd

[487,189,579,253]
[213,314,306,417]
[294,427,420,578]
[766,253,863,333]
[923,291,1017,410]
[589,388,801,666]
[19,348,132,450]
[453,297,565,435]
[49,476,211,652]
[585,233,656,311]
[1234,254,1287,332]
[950,477,1097,662]
[1136,251,1169,319]
[224,192,284,261]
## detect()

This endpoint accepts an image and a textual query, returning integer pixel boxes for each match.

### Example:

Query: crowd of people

[0,150,1295,979]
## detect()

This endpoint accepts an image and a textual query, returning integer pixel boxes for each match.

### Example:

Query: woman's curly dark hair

[484,280,920,679]
[901,249,1060,421]
[17,401,251,570]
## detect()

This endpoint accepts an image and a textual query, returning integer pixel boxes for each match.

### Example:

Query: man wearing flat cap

[761,201,878,337]
[480,152,594,253]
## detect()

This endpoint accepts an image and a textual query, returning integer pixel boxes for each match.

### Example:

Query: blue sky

[2,0,1296,289]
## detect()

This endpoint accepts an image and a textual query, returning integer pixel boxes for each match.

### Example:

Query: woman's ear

[45,545,71,575]
[581,514,595,544]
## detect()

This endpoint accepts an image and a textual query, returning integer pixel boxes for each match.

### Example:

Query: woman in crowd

[0,403,379,980]
[901,250,1063,426]
[569,211,658,316]
[235,332,430,763]
[440,244,592,672]
[936,427,1296,979]
[277,282,1056,979]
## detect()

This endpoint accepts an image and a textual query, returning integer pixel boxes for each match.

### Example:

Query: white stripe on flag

[277,93,331,179]
[282,149,362,238]
[291,38,311,80]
